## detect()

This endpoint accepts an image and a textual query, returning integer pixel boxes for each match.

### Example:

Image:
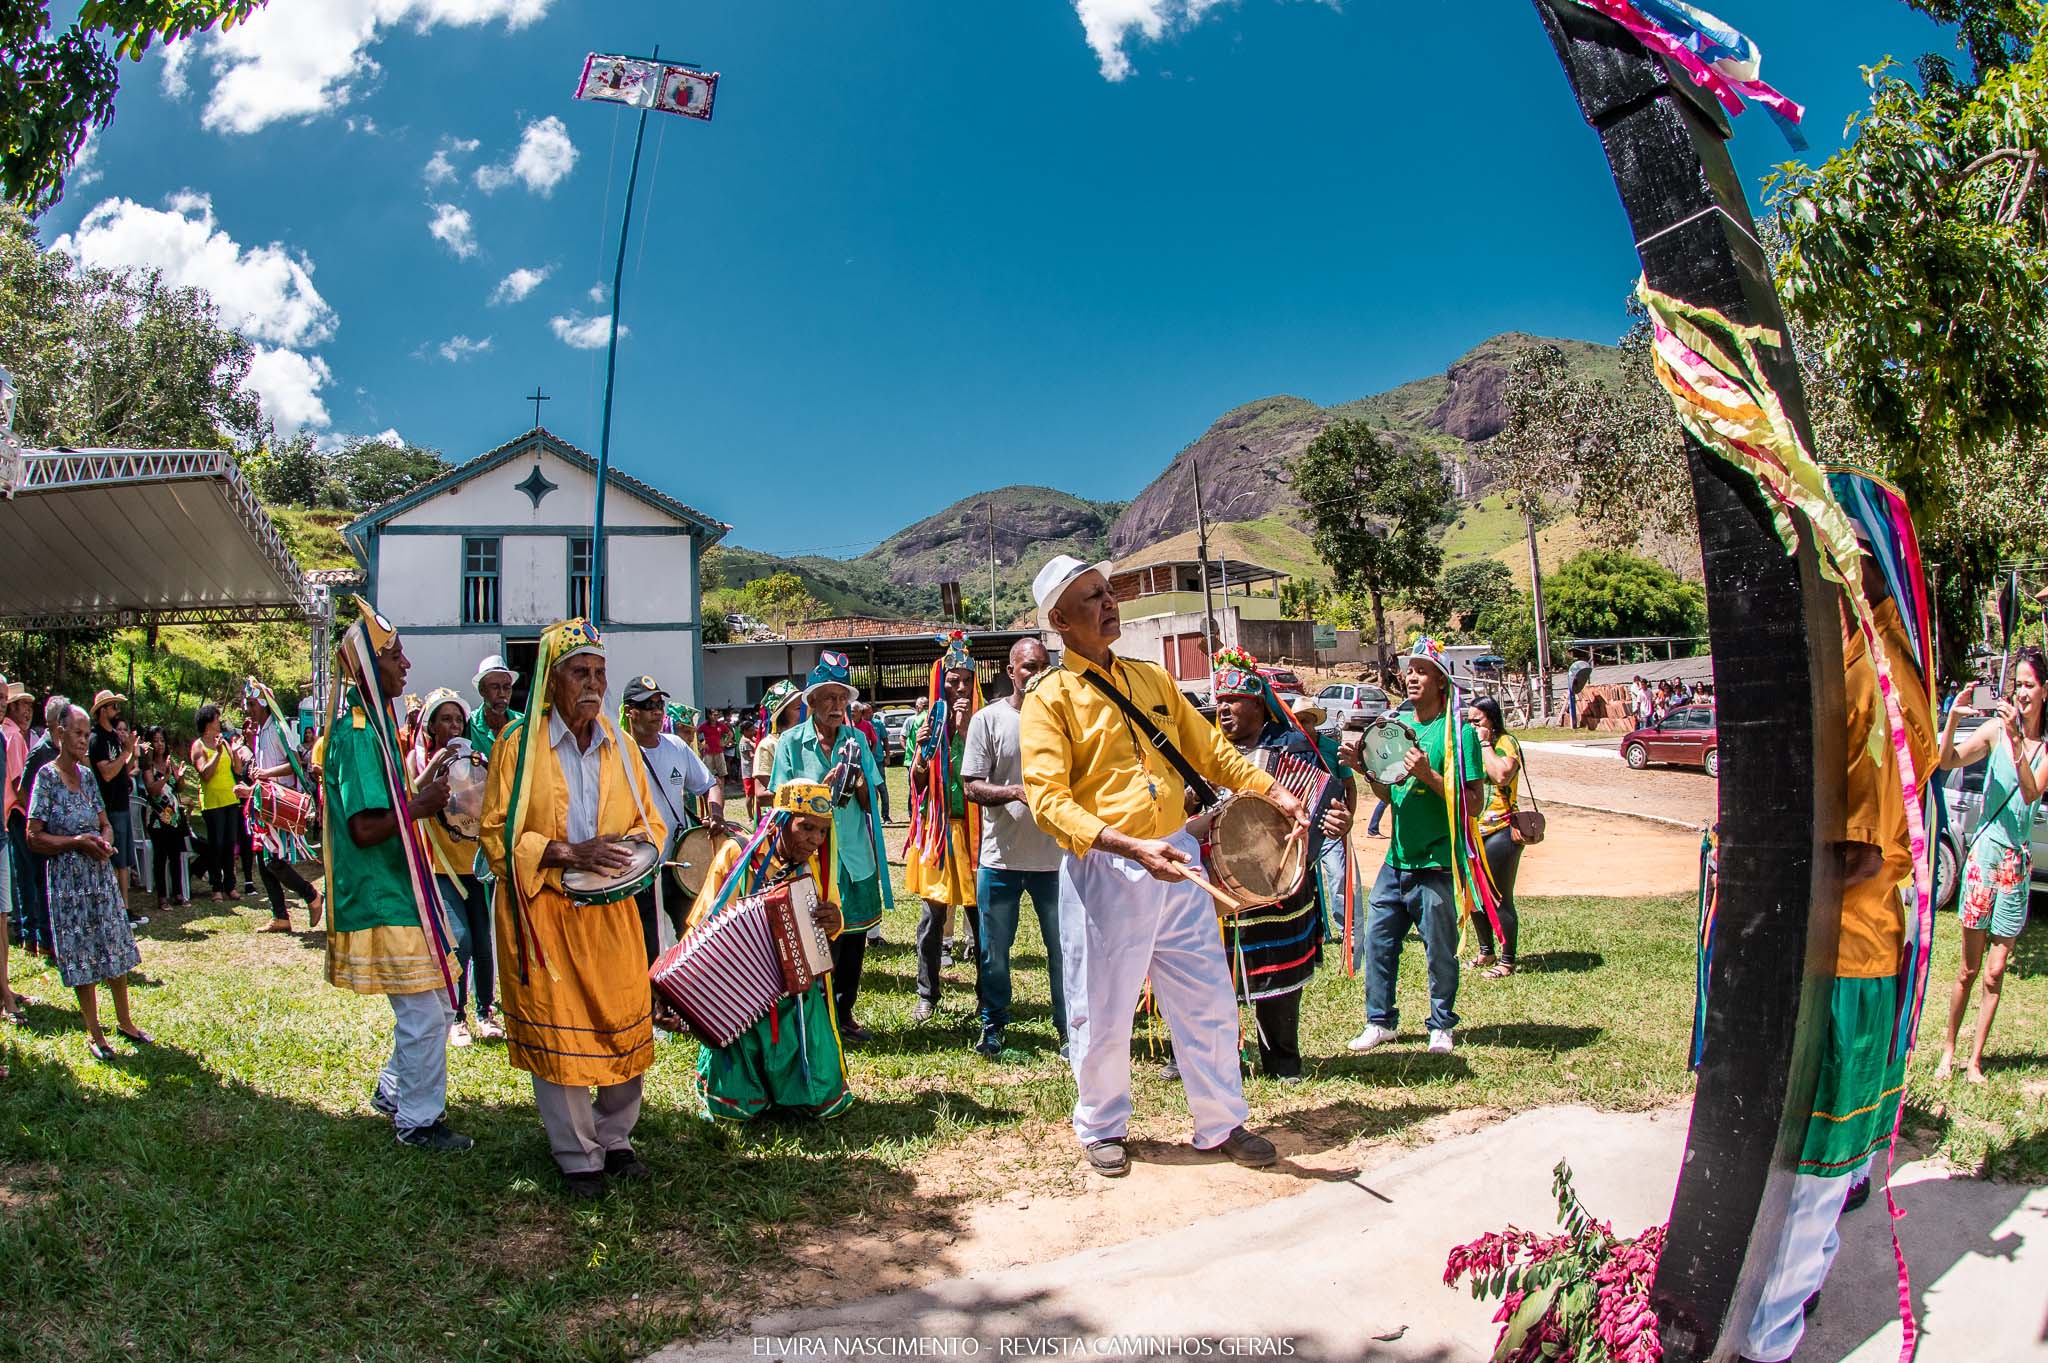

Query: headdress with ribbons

[322,596,459,1007]
[242,674,316,861]
[909,630,983,877]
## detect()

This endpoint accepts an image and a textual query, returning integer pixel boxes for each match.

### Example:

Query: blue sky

[41,0,1949,557]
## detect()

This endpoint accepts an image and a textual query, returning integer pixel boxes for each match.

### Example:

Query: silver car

[1314,682,1391,733]
[1934,716,2048,909]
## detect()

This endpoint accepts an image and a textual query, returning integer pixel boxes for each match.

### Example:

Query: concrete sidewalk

[651,1105,2048,1363]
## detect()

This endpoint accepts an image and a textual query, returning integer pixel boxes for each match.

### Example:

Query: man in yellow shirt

[1019,555,1304,1177]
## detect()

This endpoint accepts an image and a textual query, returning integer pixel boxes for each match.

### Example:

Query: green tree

[1543,550,1705,643]
[1290,420,1455,677]
[737,571,825,635]
[1476,589,1563,673]
[244,431,339,507]
[2,206,262,447]
[1410,559,1516,636]
[700,603,733,645]
[3,1,268,211]
[331,438,448,510]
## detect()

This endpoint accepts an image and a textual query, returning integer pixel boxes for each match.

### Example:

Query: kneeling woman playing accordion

[678,780,850,1122]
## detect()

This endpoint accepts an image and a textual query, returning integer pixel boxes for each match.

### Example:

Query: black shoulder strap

[1074,666,1218,810]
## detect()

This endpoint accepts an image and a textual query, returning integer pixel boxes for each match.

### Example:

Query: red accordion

[649,875,833,1047]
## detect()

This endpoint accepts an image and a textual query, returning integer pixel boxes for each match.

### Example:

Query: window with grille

[462,537,500,625]
[568,536,607,621]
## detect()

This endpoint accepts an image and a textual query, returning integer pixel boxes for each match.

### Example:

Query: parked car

[1257,665,1309,712]
[876,707,916,765]
[1313,682,1391,733]
[1934,715,2048,910]
[1621,705,1719,777]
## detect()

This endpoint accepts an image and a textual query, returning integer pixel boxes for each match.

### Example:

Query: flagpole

[590,42,659,626]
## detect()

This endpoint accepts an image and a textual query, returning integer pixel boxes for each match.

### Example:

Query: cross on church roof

[525,385,551,429]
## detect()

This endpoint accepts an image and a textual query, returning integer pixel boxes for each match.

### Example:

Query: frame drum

[671,826,727,897]
[562,837,661,905]
[1205,793,1308,908]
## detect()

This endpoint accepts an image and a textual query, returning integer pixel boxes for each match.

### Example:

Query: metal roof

[0,448,311,629]
[343,427,730,562]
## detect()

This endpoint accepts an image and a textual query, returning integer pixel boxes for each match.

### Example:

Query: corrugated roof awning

[0,449,310,629]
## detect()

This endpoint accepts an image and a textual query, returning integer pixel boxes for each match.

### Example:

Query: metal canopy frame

[0,448,313,630]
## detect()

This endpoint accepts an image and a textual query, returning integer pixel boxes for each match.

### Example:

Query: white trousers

[533,1075,644,1175]
[1741,1158,1870,1362]
[376,989,453,1131]
[1059,830,1248,1149]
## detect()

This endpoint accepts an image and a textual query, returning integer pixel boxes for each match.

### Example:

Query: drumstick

[1174,866,1247,914]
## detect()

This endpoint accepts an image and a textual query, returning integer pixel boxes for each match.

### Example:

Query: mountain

[711,330,1629,624]
[1107,332,1625,557]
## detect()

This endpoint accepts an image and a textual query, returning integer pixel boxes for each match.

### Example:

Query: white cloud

[437,334,492,361]
[161,39,193,99]
[247,347,334,431]
[70,128,103,191]
[550,312,620,349]
[52,192,337,349]
[424,136,478,185]
[489,265,549,304]
[427,202,477,259]
[372,427,404,447]
[586,283,605,304]
[474,115,577,195]
[198,0,555,136]
[1071,0,1233,81]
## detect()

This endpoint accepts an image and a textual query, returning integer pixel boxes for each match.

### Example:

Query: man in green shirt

[467,655,521,762]
[768,651,892,1042]
[1341,638,1483,1057]
[322,598,468,1153]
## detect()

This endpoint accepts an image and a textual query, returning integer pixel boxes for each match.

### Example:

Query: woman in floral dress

[1934,647,2046,1084]
[28,702,148,1063]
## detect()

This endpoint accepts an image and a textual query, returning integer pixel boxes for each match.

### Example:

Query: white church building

[343,428,728,712]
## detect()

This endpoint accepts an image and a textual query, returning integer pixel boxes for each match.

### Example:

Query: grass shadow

[1516,949,1606,974]
[1456,1022,1604,1052]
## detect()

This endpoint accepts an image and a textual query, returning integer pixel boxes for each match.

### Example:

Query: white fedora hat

[1032,554,1114,629]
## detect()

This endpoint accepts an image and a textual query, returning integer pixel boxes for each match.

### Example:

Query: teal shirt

[465,707,520,763]
[769,718,885,883]
[905,712,967,818]
[1385,709,1486,871]
[1979,737,2040,853]
[322,684,419,933]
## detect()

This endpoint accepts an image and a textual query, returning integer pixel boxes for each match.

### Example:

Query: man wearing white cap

[468,655,522,763]
[1019,554,1301,1177]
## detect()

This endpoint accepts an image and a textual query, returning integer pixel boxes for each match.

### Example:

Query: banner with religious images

[575,54,719,122]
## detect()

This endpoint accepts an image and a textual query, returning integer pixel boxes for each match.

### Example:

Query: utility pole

[984,500,998,630]
[1192,459,1219,681]
[1525,503,1552,721]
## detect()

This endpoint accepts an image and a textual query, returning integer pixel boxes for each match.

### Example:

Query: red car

[1621,704,1719,777]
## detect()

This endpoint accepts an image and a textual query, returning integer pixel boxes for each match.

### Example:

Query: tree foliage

[1409,559,1516,636]
[244,432,449,512]
[3,1,267,211]
[1,205,261,446]
[1543,550,1705,643]
[736,571,825,634]
[1290,420,1455,673]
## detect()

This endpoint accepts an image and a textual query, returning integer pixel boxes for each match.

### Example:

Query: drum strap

[1075,670,1218,810]
[637,744,688,834]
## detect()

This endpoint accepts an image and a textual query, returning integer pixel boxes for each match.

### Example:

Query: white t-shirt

[634,732,715,836]
[961,701,1062,873]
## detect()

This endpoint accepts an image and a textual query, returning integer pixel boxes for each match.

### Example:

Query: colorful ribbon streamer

[1568,0,1808,148]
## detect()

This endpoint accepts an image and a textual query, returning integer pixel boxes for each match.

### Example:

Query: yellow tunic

[481,714,668,1086]
[1838,598,1939,979]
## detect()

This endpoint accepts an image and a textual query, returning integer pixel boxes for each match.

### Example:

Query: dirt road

[1518,739,1718,827]
[1349,802,1702,899]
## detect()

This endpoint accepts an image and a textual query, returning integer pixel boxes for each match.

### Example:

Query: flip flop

[88,1039,118,1063]
[117,1027,155,1046]
[1483,962,1515,979]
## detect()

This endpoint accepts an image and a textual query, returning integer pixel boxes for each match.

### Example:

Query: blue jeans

[975,867,1066,1037]
[1365,798,1389,836]
[436,875,493,1018]
[1363,862,1460,1033]
[9,813,50,953]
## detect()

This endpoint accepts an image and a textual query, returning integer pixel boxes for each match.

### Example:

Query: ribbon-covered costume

[688,781,851,1121]
[906,631,984,1007]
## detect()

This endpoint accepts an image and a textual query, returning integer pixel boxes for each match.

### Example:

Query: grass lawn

[1,766,2040,1362]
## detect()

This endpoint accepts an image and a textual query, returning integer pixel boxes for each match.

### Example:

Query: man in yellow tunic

[482,618,667,1199]
[320,597,469,1153]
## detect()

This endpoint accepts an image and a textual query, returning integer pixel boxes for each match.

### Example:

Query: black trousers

[915,902,981,1003]
[1472,828,1524,962]
[233,805,254,884]
[258,853,318,920]
[1251,989,1304,1079]
[149,824,188,902]
[200,806,238,894]
[831,931,868,1024]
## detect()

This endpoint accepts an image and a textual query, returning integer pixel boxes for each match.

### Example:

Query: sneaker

[867,925,885,943]
[603,1147,652,1182]
[912,999,935,1023]
[1346,1024,1397,1054]
[129,915,151,928]
[241,880,259,898]
[473,1012,504,1041]
[939,945,954,968]
[839,1018,872,1044]
[396,1121,473,1153]
[449,1019,473,1048]
[1159,1058,1180,1081]
[1843,1178,1871,1213]
[1215,1125,1278,1168]
[1085,1140,1129,1177]
[1427,1028,1455,1054]
[370,1087,397,1119]
[561,1168,607,1200]
[1275,1074,1304,1086]
[974,1026,1004,1058]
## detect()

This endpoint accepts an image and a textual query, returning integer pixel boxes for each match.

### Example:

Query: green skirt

[1798,975,1907,1177]
[696,981,852,1122]
[836,867,884,933]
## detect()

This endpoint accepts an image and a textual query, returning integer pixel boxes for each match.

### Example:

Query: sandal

[1468,953,1497,970]
[117,1027,155,1046]
[88,1038,118,1063]
[1483,962,1515,979]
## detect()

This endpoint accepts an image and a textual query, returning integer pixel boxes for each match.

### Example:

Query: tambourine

[562,838,662,906]
[1355,717,1421,786]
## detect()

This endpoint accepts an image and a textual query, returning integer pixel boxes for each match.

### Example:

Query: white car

[1313,682,1392,733]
